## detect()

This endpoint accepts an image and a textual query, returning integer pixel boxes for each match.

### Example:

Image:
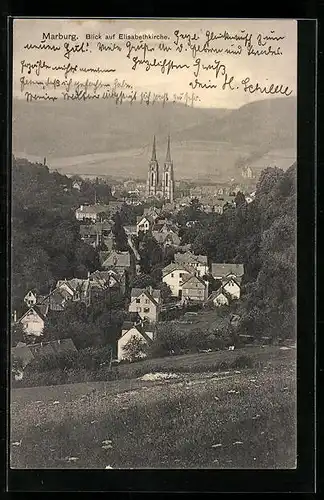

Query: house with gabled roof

[24,289,38,308]
[117,322,154,362]
[162,262,193,299]
[79,221,113,248]
[128,286,161,323]
[72,179,82,191]
[75,204,111,222]
[100,250,133,277]
[181,274,208,303]
[222,276,241,299]
[152,230,181,248]
[174,251,209,278]
[143,206,161,220]
[89,269,126,297]
[136,214,154,235]
[56,278,91,306]
[207,288,231,307]
[211,263,244,282]
[18,305,48,337]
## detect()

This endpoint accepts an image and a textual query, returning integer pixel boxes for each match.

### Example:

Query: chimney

[80,205,83,211]
[87,271,90,278]
[13,310,17,322]
[43,157,46,166]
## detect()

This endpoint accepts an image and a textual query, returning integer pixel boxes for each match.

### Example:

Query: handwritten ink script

[15,25,295,105]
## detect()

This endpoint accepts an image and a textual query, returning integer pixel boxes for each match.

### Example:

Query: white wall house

[128,287,161,323]
[136,216,153,235]
[117,325,154,362]
[24,290,37,308]
[222,278,241,299]
[208,289,230,307]
[18,307,46,337]
[162,263,192,298]
[181,275,208,302]
[174,252,209,278]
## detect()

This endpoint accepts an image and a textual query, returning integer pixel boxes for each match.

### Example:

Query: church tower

[146,136,159,197]
[162,135,174,203]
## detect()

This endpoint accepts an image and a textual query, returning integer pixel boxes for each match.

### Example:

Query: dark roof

[121,323,154,344]
[130,287,161,304]
[211,263,244,278]
[208,288,231,301]
[222,276,241,287]
[80,222,112,237]
[100,251,131,268]
[76,204,110,215]
[162,262,193,277]
[137,214,154,225]
[181,274,206,288]
[18,305,48,323]
[174,251,208,265]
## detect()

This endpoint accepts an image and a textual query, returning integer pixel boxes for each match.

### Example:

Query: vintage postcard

[10,18,297,470]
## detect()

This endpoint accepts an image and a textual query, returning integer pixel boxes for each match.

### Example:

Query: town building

[128,286,161,323]
[174,251,209,278]
[207,289,231,307]
[181,275,208,303]
[152,230,181,248]
[211,263,245,283]
[56,278,91,307]
[117,322,154,362]
[24,290,38,308]
[162,263,193,299]
[136,215,154,235]
[100,250,134,277]
[79,221,113,248]
[72,180,82,191]
[146,135,175,203]
[222,276,241,299]
[17,305,48,337]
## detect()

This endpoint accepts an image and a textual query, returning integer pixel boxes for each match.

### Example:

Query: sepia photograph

[10,17,297,470]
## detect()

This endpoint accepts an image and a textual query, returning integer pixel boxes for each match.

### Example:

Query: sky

[13,18,297,109]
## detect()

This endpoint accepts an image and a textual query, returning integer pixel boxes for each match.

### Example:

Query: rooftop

[211,263,245,278]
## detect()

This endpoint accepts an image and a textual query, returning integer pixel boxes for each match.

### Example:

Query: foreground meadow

[10,346,296,469]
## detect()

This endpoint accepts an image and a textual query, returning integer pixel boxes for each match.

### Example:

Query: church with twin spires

[146,135,174,203]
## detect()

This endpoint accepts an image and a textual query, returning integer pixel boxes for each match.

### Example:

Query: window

[165,173,169,186]
[144,307,150,313]
[145,299,149,304]
[136,298,140,303]
[179,273,183,278]
[171,273,174,277]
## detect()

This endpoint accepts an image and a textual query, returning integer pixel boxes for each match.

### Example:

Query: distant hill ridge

[12,96,297,181]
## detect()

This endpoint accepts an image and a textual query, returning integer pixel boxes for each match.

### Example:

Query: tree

[235,191,247,208]
[11,323,26,347]
[130,274,155,289]
[111,212,128,251]
[158,282,173,302]
[122,335,148,362]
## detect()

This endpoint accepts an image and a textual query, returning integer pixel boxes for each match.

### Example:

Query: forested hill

[11,158,106,311]
[175,163,296,340]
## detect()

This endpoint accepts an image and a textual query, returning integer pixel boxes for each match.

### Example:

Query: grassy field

[10,346,296,469]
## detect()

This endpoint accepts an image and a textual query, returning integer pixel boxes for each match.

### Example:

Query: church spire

[151,135,157,162]
[165,135,172,163]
